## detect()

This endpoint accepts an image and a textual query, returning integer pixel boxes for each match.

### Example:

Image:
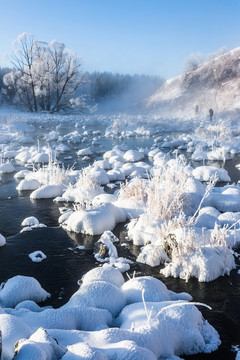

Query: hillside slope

[146,47,240,119]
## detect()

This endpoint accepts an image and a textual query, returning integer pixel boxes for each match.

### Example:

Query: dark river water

[0,119,240,359]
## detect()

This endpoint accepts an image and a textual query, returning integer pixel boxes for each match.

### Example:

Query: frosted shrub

[195,118,232,146]
[75,167,102,191]
[147,162,189,220]
[119,177,148,202]
[30,162,70,185]
[132,165,236,281]
[63,167,104,208]
[207,119,232,144]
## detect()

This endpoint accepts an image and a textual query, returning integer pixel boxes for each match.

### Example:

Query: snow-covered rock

[14,169,31,179]
[0,275,50,308]
[122,276,171,304]
[0,233,6,247]
[62,203,126,235]
[161,245,235,282]
[14,327,65,359]
[30,183,65,199]
[64,280,126,316]
[123,150,145,162]
[0,162,15,174]
[29,251,47,263]
[81,265,125,287]
[192,166,231,182]
[21,216,39,227]
[77,147,92,156]
[17,178,41,191]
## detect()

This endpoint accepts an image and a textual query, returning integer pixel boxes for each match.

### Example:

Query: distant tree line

[0,33,163,112]
[85,72,163,101]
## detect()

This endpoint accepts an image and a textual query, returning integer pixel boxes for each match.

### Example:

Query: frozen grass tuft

[147,160,189,220]
[30,162,70,185]
[119,177,148,202]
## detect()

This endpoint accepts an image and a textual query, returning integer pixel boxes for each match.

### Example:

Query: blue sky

[0,0,239,78]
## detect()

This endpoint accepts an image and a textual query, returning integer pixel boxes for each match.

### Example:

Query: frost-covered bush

[118,177,148,202]
[61,167,103,206]
[127,160,236,281]
[29,162,71,186]
[147,160,189,220]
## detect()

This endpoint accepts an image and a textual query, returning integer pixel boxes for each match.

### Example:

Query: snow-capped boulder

[0,275,50,308]
[123,150,144,162]
[192,166,231,182]
[14,327,65,359]
[121,276,171,304]
[21,216,39,227]
[63,203,126,235]
[14,169,31,179]
[30,183,65,199]
[0,313,33,359]
[0,233,6,247]
[0,162,15,174]
[17,178,41,191]
[77,147,93,156]
[64,280,126,316]
[81,265,125,287]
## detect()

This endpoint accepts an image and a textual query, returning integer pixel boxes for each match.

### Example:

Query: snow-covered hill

[146,47,240,119]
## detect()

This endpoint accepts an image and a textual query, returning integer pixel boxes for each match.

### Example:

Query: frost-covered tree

[3,33,86,112]
[183,52,204,73]
[0,67,13,104]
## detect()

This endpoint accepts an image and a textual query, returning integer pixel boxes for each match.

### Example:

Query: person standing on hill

[209,108,214,121]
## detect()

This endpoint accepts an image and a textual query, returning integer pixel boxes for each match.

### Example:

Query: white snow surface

[0,233,6,246]
[62,203,126,235]
[21,216,39,226]
[161,245,235,282]
[0,162,15,174]
[81,265,125,287]
[17,178,41,191]
[30,183,65,199]
[29,251,47,263]
[0,275,50,308]
[192,165,231,182]
[0,267,220,360]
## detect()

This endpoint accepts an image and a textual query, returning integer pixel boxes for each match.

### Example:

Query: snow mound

[14,327,65,359]
[21,216,39,226]
[0,313,33,359]
[161,245,235,282]
[82,265,125,287]
[0,233,6,247]
[64,280,126,316]
[63,203,126,235]
[30,183,65,199]
[192,166,231,182]
[62,342,107,359]
[17,178,41,191]
[0,275,50,308]
[0,162,15,174]
[29,251,47,263]
[123,150,145,162]
[77,147,93,156]
[121,276,171,304]
[13,306,112,332]
[14,169,31,179]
